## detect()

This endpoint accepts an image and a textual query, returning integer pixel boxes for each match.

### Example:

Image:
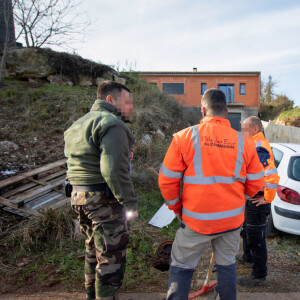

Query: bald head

[244,116,263,131]
[241,116,263,139]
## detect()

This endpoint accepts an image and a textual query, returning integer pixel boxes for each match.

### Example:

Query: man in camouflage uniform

[64,81,138,300]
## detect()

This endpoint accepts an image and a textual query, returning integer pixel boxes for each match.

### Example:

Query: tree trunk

[0,0,12,83]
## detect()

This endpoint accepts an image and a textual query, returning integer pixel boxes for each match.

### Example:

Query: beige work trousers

[171,223,241,269]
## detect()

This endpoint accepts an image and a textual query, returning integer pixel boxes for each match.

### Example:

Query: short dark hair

[97,80,130,99]
[201,88,227,116]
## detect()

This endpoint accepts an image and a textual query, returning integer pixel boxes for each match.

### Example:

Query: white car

[266,143,300,236]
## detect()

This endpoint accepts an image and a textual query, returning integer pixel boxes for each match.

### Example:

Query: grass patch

[122,188,180,289]
[0,188,179,291]
[277,107,300,127]
[0,208,85,289]
[274,233,300,263]
[45,249,85,284]
[0,81,97,136]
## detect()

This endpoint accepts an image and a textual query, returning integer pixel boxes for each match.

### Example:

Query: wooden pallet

[0,159,70,217]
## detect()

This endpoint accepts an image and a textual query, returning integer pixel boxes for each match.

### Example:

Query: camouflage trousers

[72,191,129,300]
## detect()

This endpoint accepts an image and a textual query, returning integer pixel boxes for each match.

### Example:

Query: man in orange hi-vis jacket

[237,116,280,287]
[158,89,264,300]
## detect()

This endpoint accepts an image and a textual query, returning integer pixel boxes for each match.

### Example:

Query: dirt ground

[0,213,299,297]
[1,292,300,300]
[0,130,64,181]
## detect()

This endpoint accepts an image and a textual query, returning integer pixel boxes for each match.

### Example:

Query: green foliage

[259,76,296,123]
[259,94,294,121]
[0,208,75,256]
[123,188,180,288]
[278,107,300,127]
[0,82,97,140]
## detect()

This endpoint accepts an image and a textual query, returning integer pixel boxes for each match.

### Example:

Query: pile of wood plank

[0,159,69,217]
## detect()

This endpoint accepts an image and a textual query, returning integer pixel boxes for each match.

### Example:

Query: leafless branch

[13,0,91,50]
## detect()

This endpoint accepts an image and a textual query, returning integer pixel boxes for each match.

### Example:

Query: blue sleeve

[256,146,270,167]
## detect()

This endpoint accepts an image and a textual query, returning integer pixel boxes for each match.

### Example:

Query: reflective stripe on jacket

[252,131,280,203]
[158,117,264,235]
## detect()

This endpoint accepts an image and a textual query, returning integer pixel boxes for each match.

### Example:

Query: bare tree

[260,75,277,104]
[12,0,90,49]
[0,0,15,83]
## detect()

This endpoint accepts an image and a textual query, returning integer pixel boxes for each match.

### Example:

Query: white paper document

[148,204,176,228]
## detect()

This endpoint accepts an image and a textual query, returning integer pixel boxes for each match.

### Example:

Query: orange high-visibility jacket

[158,117,265,235]
[252,131,280,203]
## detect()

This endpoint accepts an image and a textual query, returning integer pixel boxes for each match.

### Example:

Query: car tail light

[277,185,300,205]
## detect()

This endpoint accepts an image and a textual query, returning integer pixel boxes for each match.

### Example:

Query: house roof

[138,71,261,76]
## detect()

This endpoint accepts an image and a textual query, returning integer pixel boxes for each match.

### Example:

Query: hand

[126,210,138,221]
[251,195,267,206]
[175,212,182,222]
[130,148,134,161]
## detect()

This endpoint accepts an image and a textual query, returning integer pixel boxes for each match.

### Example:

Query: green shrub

[259,94,294,121]
[277,107,300,127]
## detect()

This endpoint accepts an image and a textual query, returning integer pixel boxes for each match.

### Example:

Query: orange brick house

[139,69,261,131]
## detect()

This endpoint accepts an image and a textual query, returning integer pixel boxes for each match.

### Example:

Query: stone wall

[262,121,300,144]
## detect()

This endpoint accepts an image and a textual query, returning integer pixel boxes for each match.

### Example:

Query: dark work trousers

[241,200,271,278]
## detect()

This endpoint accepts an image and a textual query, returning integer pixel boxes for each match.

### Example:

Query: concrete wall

[262,121,300,144]
[227,105,259,123]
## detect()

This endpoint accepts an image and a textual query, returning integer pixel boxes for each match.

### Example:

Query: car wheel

[266,210,278,238]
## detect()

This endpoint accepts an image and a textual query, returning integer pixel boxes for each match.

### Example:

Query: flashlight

[126,211,133,218]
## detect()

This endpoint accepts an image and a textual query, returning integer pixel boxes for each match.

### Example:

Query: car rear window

[288,156,300,182]
[272,147,284,168]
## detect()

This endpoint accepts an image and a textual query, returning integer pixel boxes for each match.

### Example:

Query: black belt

[72,183,107,192]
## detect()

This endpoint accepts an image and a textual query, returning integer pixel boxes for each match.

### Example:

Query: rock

[47,74,73,86]
[114,76,126,85]
[155,129,165,140]
[78,75,93,86]
[28,78,44,84]
[95,77,105,86]
[141,134,152,145]
[0,141,19,152]
[5,47,56,79]
[16,258,31,267]
[4,47,119,86]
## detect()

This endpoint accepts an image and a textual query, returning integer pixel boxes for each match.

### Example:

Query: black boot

[86,289,95,300]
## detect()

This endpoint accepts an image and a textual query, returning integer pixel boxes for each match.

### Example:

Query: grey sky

[71,0,300,105]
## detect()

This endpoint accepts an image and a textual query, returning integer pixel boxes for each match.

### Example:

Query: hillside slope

[0,74,195,183]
